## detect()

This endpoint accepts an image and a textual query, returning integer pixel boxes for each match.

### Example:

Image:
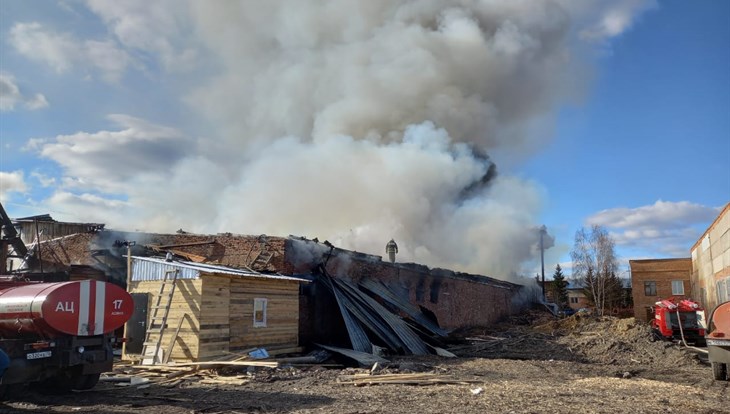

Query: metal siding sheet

[131,259,199,281]
[335,278,430,356]
[130,256,309,283]
[359,278,447,337]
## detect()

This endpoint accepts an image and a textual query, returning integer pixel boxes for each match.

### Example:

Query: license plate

[26,350,52,360]
[707,339,730,346]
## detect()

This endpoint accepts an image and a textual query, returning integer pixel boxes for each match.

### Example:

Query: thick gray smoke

[183,1,580,276]
[25,0,656,279]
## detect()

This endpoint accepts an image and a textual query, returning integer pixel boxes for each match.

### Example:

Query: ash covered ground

[2,311,727,414]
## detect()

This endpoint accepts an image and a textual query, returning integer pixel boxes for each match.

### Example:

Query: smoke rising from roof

[25,1,656,278]
[184,1,579,276]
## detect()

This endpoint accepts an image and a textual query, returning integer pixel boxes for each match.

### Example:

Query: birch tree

[570,225,619,316]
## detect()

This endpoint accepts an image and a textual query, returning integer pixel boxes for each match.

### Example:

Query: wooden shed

[124,256,308,362]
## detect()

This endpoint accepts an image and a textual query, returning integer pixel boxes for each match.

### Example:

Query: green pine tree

[551,264,569,307]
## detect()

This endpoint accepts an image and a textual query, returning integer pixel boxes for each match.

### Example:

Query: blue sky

[524,0,730,275]
[0,1,728,279]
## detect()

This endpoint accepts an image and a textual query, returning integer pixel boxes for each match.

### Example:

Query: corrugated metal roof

[130,256,309,283]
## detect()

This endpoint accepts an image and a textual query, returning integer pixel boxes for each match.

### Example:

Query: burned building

[30,229,523,361]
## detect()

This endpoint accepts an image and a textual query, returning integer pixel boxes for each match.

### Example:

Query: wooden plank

[169,361,279,368]
[337,373,481,386]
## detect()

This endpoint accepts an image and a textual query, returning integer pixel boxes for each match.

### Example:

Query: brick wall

[284,239,521,330]
[630,258,691,322]
[36,231,523,341]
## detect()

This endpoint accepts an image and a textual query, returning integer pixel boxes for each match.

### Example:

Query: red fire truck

[0,276,133,395]
[651,298,706,345]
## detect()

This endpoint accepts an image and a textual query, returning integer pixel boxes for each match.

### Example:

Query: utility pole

[540,225,547,302]
[121,240,136,359]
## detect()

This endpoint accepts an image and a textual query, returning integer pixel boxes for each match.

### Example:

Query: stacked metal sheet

[318,270,450,358]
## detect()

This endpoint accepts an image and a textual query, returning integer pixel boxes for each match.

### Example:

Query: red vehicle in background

[651,298,706,345]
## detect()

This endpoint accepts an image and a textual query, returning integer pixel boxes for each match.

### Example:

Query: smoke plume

[27,1,656,278]
[185,1,576,276]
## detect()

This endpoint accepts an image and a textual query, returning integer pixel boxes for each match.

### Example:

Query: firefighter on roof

[385,239,398,263]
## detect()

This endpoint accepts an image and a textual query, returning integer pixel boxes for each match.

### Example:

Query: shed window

[644,281,657,296]
[570,297,578,304]
[671,280,684,296]
[253,298,268,328]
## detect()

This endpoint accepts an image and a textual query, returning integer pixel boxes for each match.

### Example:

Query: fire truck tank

[0,280,133,337]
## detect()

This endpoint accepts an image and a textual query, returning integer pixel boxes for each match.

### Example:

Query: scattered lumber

[199,376,250,386]
[338,373,481,386]
[168,360,279,368]
[264,346,306,357]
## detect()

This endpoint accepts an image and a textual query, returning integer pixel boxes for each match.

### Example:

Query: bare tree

[570,225,619,316]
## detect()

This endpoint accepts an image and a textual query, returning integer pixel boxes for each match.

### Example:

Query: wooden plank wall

[128,274,301,362]
[198,275,231,360]
[127,279,202,362]
[229,278,300,352]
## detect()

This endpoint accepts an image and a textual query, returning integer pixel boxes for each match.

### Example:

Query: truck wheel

[712,362,728,381]
[72,373,100,391]
[41,367,84,392]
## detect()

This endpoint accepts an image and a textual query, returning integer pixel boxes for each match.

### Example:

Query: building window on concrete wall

[253,298,268,328]
[671,280,685,295]
[570,297,578,304]
[644,281,657,296]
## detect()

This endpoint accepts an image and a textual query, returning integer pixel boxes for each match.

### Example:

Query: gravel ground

[2,314,728,414]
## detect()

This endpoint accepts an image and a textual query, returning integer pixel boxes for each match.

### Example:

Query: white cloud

[44,191,129,224]
[30,171,56,187]
[0,171,29,201]
[30,114,192,193]
[0,73,49,111]
[8,22,132,81]
[85,0,198,70]
[9,22,79,73]
[25,93,49,110]
[587,200,719,229]
[586,200,721,257]
[84,40,133,81]
[557,0,658,41]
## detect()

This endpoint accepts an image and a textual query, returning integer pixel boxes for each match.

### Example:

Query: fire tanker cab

[651,298,706,344]
[0,276,133,392]
[707,300,730,381]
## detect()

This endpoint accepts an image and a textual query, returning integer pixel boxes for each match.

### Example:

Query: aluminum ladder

[141,269,179,365]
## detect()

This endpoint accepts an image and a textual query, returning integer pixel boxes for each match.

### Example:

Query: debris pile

[448,311,703,369]
[555,316,701,368]
[447,327,577,361]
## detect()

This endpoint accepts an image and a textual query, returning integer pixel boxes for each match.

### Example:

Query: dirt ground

[2,312,728,414]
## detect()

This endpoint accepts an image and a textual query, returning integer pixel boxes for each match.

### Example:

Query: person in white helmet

[385,239,398,263]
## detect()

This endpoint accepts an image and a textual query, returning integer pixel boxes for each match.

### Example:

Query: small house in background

[12,214,104,246]
[124,256,308,363]
[630,258,692,322]
[566,279,590,311]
